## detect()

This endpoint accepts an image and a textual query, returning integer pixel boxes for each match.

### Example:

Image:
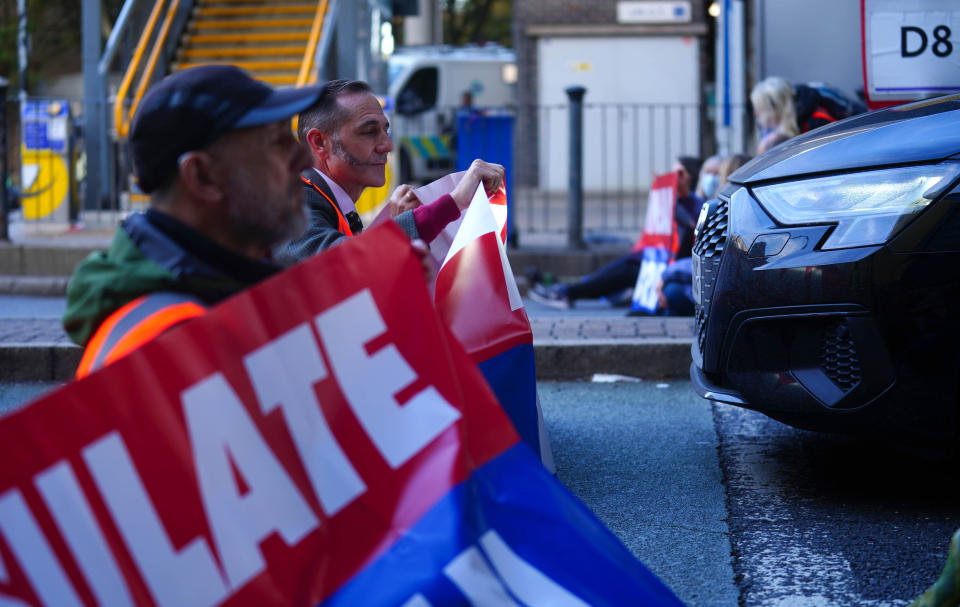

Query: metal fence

[514,101,702,247]
[1,94,739,246]
[386,99,705,246]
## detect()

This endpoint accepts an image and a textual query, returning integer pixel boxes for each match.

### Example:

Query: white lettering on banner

[645,187,674,236]
[182,373,319,590]
[83,432,229,607]
[444,545,522,606]
[632,256,668,313]
[0,489,82,606]
[315,289,462,469]
[479,530,590,606]
[405,530,589,607]
[34,461,135,607]
[0,287,471,601]
[245,324,367,516]
[0,543,29,607]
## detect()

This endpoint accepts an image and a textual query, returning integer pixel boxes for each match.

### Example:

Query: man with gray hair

[275,78,503,265]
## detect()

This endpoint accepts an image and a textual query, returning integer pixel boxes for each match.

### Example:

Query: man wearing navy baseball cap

[63,65,322,377]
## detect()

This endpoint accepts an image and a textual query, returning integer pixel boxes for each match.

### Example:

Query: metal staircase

[102,0,332,206]
[173,0,326,86]
[114,0,330,140]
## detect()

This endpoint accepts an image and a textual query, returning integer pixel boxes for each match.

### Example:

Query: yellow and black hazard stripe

[400,135,452,161]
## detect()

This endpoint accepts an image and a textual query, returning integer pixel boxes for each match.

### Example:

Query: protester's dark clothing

[558,194,702,304]
[675,194,704,259]
[274,171,420,265]
[563,255,641,301]
[793,84,865,134]
[63,209,280,347]
[660,257,694,316]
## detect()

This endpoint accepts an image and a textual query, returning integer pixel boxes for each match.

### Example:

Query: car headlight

[752,163,960,249]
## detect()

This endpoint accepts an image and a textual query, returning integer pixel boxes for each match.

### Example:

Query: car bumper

[689,185,959,436]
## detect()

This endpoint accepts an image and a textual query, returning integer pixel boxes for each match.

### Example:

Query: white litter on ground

[590,373,642,383]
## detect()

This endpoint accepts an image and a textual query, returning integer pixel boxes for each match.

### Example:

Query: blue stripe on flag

[322,445,683,606]
[477,344,539,454]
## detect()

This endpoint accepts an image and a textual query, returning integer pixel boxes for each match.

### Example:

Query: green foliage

[0,0,125,92]
[443,0,512,47]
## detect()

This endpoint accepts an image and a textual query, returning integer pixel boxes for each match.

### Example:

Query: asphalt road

[714,401,959,607]
[538,380,739,606]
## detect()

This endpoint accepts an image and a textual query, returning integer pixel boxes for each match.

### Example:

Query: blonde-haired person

[718,153,752,189]
[750,77,799,152]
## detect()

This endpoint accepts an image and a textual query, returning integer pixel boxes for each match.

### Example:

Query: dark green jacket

[63,210,277,347]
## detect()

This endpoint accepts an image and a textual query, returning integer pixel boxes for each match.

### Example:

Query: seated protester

[750,76,800,152]
[275,79,503,265]
[63,66,325,376]
[655,257,694,316]
[63,66,431,378]
[793,82,866,134]
[696,154,722,201]
[717,153,752,189]
[529,156,703,310]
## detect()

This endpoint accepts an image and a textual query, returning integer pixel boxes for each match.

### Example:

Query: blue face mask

[700,173,720,199]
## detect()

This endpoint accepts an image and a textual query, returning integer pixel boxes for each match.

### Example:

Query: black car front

[690,95,960,438]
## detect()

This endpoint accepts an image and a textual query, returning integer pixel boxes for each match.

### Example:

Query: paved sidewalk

[0,225,695,382]
[0,301,695,382]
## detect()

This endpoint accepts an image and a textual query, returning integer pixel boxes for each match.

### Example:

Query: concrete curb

[0,341,693,383]
[0,344,82,382]
[0,276,70,296]
[534,339,693,380]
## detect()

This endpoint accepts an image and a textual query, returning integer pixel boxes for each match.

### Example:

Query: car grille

[820,320,861,392]
[693,199,729,354]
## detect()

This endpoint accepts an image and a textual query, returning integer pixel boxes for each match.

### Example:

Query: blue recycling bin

[456,111,515,246]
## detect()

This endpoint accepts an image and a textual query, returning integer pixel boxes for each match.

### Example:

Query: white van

[385,45,516,184]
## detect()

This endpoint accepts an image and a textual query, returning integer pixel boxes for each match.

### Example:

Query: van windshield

[388,63,406,88]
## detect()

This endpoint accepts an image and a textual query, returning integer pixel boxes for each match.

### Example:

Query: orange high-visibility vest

[301,175,354,236]
[75,292,206,379]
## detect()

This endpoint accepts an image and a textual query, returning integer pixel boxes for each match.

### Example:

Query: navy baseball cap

[130,65,323,192]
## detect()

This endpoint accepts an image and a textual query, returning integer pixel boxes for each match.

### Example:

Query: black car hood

[732,94,960,185]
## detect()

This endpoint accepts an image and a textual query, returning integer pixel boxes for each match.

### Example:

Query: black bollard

[565,86,586,249]
[0,77,8,241]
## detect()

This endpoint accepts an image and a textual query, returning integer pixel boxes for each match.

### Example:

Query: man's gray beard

[332,135,386,166]
[230,201,310,253]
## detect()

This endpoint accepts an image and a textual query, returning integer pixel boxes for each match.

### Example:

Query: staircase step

[184,31,311,43]
[179,46,305,58]
[172,59,301,71]
[168,63,298,84]
[190,18,314,29]
[196,0,311,3]
[195,5,315,16]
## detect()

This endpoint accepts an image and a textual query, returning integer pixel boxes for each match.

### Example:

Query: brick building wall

[511,0,711,187]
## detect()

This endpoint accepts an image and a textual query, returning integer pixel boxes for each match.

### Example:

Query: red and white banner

[0,225,518,606]
[631,172,679,313]
[415,175,553,468]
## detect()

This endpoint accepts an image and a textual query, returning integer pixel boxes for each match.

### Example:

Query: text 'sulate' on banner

[0,223,682,606]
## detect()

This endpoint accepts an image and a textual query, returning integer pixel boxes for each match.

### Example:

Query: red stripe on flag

[489,184,508,245]
[435,231,532,363]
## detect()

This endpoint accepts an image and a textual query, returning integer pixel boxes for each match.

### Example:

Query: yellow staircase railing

[173,0,325,86]
[113,0,182,139]
[114,0,330,141]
